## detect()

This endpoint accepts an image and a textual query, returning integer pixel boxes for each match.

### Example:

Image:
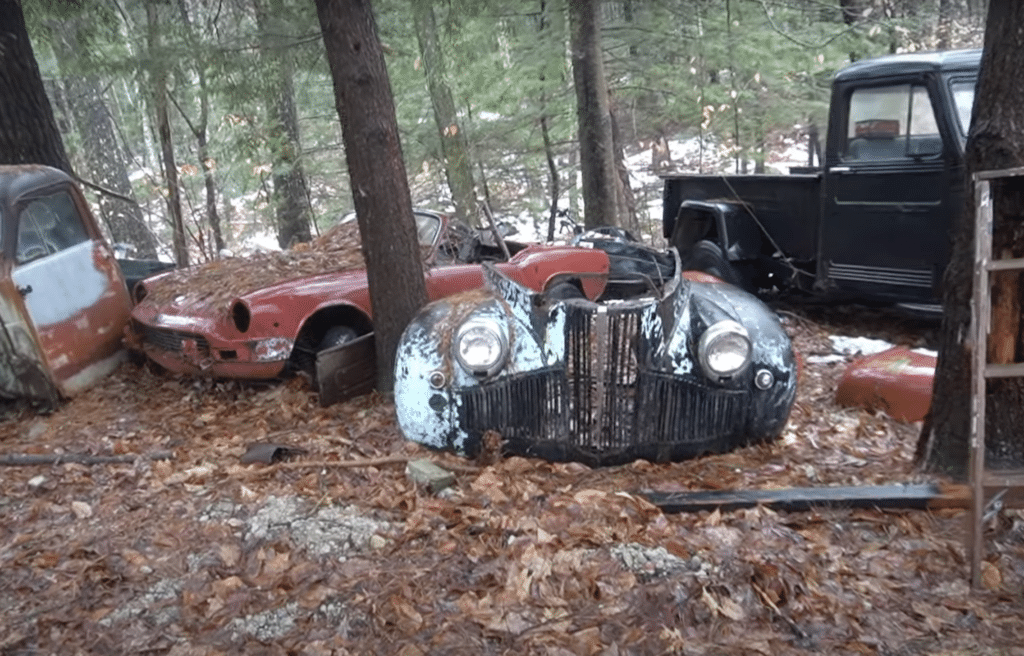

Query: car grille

[136,322,211,356]
[456,302,752,463]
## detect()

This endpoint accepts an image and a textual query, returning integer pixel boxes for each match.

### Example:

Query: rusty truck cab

[0,165,133,407]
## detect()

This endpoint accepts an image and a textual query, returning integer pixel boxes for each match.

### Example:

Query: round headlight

[698,320,752,379]
[453,318,508,377]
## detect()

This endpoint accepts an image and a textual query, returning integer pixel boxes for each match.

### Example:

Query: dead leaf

[219,543,241,567]
[719,595,746,621]
[981,560,1002,591]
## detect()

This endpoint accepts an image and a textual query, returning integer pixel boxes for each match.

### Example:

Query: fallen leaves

[0,306,1020,654]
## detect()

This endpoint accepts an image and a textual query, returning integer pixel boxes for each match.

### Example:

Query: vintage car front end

[126,292,295,379]
[395,249,797,466]
[124,266,372,380]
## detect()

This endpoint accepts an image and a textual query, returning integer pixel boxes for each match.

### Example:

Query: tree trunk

[0,0,72,171]
[937,0,953,49]
[609,97,638,236]
[538,0,560,243]
[178,0,225,256]
[48,18,160,259]
[568,0,619,230]
[315,0,428,393]
[256,0,313,249]
[411,0,478,226]
[147,0,189,267]
[918,0,1024,477]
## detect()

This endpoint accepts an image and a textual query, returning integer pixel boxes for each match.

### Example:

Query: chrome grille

[457,302,753,462]
[137,322,210,355]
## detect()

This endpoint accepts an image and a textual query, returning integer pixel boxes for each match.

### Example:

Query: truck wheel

[682,240,745,288]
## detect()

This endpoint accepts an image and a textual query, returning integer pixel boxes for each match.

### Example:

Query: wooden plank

[975,166,1024,180]
[969,177,993,589]
[643,483,1024,515]
[645,484,943,514]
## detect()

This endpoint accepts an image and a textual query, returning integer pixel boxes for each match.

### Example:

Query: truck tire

[682,240,745,288]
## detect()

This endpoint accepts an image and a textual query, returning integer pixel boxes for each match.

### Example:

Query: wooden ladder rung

[982,470,1024,488]
[984,363,1024,378]
[988,257,1024,271]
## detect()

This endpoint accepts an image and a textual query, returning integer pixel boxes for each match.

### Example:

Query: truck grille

[456,302,752,463]
[136,322,210,356]
[828,262,934,288]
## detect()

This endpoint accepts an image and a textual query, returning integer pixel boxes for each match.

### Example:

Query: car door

[9,185,132,394]
[821,79,955,305]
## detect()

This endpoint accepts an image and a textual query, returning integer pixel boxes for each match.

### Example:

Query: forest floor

[0,304,1022,655]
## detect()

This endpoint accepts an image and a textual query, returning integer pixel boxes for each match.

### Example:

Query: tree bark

[0,0,72,171]
[315,0,428,393]
[411,0,478,226]
[256,0,313,249]
[147,0,189,267]
[178,0,226,256]
[918,0,1024,476]
[568,0,619,230]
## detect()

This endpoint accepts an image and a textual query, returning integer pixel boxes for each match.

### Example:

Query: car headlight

[453,317,508,377]
[698,320,752,380]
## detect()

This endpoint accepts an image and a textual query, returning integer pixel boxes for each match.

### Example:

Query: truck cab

[0,165,133,406]
[662,49,981,309]
[819,49,979,306]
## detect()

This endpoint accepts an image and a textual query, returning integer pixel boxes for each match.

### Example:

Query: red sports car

[124,211,609,401]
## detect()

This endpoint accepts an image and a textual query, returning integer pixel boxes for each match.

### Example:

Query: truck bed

[661,172,822,261]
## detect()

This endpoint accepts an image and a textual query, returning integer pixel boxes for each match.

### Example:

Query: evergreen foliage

[20,0,987,254]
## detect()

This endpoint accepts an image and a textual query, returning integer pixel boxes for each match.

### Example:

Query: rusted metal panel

[835,347,935,422]
[0,165,132,404]
[395,241,798,466]
[316,333,376,406]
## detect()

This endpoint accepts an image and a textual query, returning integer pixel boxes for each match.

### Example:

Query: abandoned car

[394,238,798,466]
[124,210,611,402]
[0,165,134,406]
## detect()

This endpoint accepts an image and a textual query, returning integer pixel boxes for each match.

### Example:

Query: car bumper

[125,320,290,379]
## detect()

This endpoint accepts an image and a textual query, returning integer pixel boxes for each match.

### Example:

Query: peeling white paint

[12,241,107,327]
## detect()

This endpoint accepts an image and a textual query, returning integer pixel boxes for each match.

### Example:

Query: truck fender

[671,200,763,262]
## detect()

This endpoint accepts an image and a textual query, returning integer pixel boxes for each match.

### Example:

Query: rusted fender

[835,346,935,422]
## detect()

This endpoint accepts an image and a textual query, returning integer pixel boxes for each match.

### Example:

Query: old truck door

[3,168,132,400]
[820,75,959,306]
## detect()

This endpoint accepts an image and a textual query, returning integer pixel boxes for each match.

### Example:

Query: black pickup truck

[662,49,980,310]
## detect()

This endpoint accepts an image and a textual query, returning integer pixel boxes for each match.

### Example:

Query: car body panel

[125,217,611,382]
[0,165,132,405]
[836,346,935,422]
[394,241,798,466]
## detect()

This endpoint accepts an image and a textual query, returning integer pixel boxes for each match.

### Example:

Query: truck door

[821,81,953,305]
[9,187,132,395]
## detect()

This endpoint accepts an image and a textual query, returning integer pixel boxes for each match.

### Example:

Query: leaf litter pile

[138,222,368,310]
[1,308,1023,655]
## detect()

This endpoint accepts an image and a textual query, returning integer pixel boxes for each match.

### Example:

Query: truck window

[950,79,976,135]
[15,191,90,265]
[844,84,942,162]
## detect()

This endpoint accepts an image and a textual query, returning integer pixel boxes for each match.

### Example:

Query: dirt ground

[0,306,1022,655]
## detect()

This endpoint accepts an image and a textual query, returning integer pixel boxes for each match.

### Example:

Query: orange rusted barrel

[836,347,936,422]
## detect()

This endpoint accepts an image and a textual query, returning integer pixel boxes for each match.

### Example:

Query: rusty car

[124,210,611,402]
[394,237,798,466]
[0,165,134,407]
